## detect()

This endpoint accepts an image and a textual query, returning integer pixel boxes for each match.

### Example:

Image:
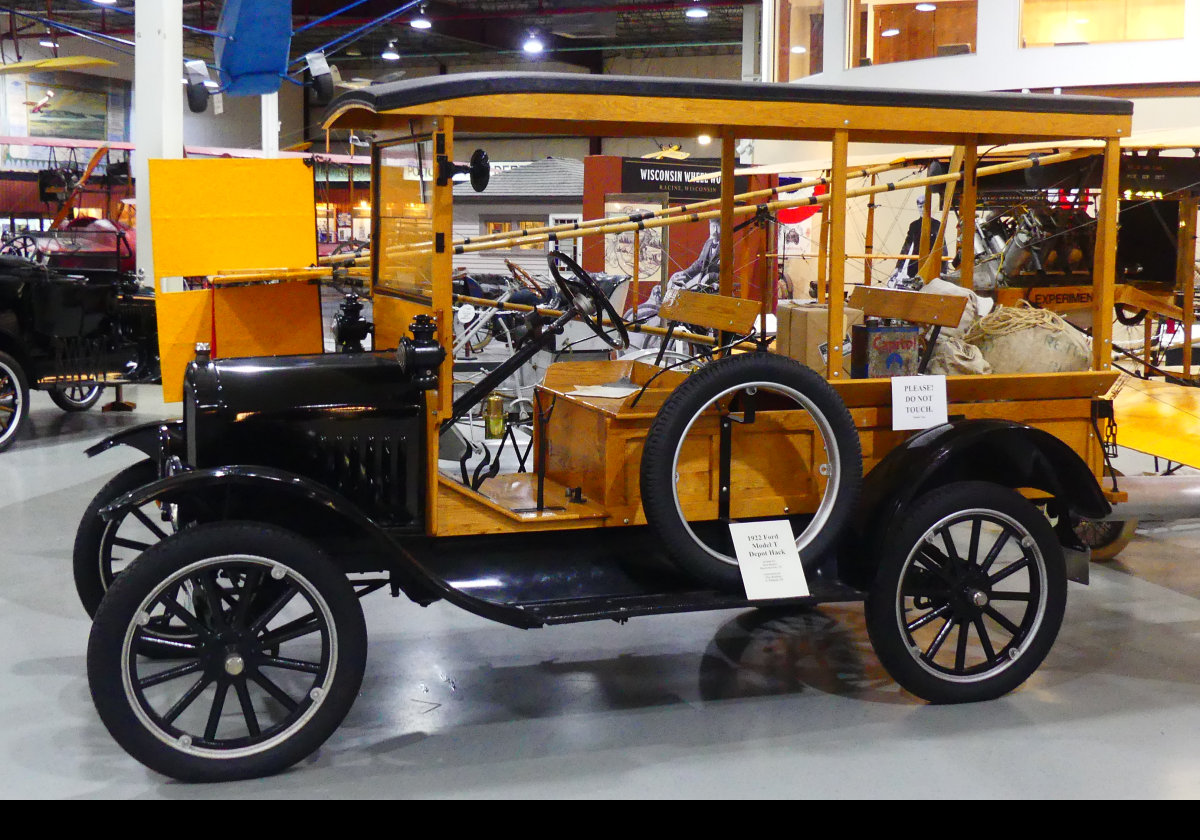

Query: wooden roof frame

[323,71,1132,145]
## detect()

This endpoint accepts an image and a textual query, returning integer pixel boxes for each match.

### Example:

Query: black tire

[50,383,103,412]
[640,353,862,590]
[1074,517,1137,561]
[186,80,208,114]
[0,350,29,453]
[87,522,367,782]
[73,459,161,618]
[865,481,1067,704]
[312,72,335,104]
[1115,305,1148,327]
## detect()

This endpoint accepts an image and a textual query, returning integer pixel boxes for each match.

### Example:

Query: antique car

[0,226,158,451]
[79,73,1132,782]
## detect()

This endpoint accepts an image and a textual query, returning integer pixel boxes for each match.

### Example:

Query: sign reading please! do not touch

[891,374,948,431]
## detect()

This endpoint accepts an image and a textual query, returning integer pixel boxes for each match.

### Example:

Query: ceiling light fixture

[790,45,807,54]
[381,40,400,61]
[686,3,709,19]
[39,31,58,48]
[697,134,712,145]
[92,0,118,5]
[523,31,544,54]
[915,3,936,11]
[410,7,432,30]
[881,28,900,37]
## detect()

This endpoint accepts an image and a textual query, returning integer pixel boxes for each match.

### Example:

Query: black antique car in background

[0,245,159,452]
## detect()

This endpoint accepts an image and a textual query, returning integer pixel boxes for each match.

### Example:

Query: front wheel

[50,383,103,412]
[87,522,367,782]
[865,481,1067,704]
[0,350,29,452]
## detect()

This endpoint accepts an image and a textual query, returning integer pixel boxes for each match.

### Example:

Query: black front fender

[841,419,1109,588]
[101,464,545,630]
[85,419,183,460]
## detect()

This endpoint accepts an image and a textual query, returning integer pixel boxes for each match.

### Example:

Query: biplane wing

[1114,376,1200,470]
[0,55,117,74]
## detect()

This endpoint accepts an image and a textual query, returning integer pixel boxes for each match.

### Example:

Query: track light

[410,6,431,30]
[685,3,709,19]
[381,40,400,61]
[523,31,544,54]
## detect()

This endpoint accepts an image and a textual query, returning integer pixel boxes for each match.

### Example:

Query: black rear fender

[840,419,1108,589]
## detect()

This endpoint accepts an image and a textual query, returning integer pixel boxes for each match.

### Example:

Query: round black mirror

[469,148,490,193]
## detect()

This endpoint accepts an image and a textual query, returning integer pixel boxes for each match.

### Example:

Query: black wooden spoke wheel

[865,481,1067,704]
[74,460,169,618]
[50,383,103,412]
[87,522,367,782]
[640,353,862,590]
[0,350,29,453]
[547,250,629,350]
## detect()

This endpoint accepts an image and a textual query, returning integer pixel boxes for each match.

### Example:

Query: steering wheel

[547,250,630,350]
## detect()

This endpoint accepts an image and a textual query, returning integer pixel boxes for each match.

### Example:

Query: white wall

[806,0,1200,94]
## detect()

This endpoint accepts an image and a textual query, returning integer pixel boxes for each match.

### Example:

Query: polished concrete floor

[5,385,1200,798]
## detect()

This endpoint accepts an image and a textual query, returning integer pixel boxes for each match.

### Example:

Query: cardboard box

[775,301,864,375]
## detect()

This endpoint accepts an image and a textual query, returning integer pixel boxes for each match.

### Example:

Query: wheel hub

[224,653,246,676]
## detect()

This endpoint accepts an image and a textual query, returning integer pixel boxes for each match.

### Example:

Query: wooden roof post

[1177,193,1198,378]
[719,130,736,298]
[957,139,978,289]
[828,128,848,381]
[1091,137,1120,371]
[864,174,876,286]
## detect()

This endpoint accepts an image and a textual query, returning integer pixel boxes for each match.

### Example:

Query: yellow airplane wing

[0,56,117,74]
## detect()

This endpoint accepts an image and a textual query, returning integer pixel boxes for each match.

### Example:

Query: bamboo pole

[446,148,1099,258]
[454,294,717,346]
[316,161,906,269]
[435,160,907,253]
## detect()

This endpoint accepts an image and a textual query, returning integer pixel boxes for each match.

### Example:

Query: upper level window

[1021,0,1185,47]
[846,1,978,69]
[782,1,825,80]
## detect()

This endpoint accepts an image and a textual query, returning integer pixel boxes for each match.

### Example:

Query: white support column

[743,3,761,81]
[759,0,777,83]
[134,1,184,292]
[261,92,280,157]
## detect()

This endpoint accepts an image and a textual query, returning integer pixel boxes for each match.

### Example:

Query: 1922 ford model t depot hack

[82,73,1133,781]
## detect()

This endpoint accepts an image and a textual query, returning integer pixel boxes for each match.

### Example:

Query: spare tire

[639,353,862,590]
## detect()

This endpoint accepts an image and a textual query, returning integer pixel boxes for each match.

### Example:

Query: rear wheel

[73,459,163,617]
[50,383,103,412]
[87,522,367,782]
[865,481,1067,703]
[0,351,29,452]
